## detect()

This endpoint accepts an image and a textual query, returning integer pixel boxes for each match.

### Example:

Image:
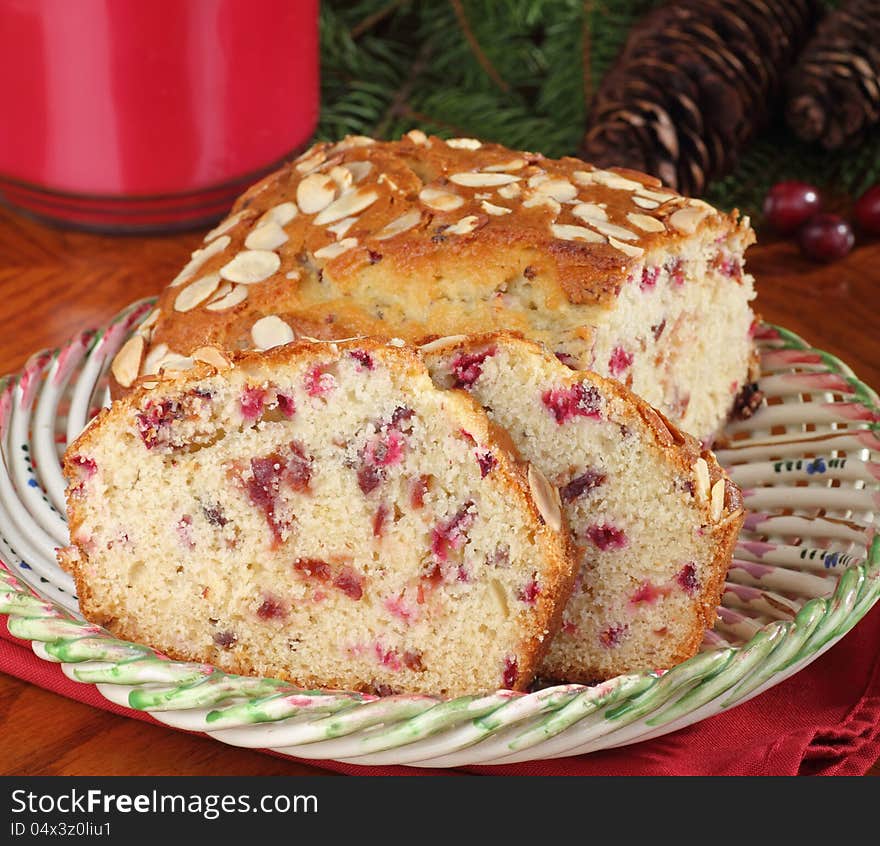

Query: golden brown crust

[55,545,80,576]
[116,132,754,400]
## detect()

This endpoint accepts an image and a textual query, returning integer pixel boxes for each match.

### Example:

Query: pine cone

[582,0,820,195]
[786,0,880,150]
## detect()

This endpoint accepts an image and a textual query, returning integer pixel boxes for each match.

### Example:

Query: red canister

[0,0,319,231]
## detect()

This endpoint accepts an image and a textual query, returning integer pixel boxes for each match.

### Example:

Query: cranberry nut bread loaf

[111,131,758,440]
[422,333,744,683]
[59,339,578,697]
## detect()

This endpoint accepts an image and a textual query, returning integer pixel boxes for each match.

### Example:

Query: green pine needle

[317,0,879,217]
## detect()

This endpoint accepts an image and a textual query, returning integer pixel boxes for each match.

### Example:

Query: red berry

[763,181,821,234]
[586,524,628,551]
[502,655,518,688]
[854,185,880,235]
[333,567,364,600]
[239,386,265,420]
[559,469,605,503]
[450,347,496,389]
[541,382,602,424]
[677,563,700,595]
[797,214,854,262]
[608,345,634,377]
[212,630,237,648]
[256,596,285,620]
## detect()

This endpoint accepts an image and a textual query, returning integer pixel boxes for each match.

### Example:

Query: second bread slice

[422,332,744,683]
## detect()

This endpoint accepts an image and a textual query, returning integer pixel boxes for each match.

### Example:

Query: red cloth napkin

[3,603,880,776]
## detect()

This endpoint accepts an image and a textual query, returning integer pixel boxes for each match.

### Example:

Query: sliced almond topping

[449,172,521,187]
[446,137,481,150]
[244,221,289,251]
[446,215,480,235]
[406,129,428,145]
[257,201,298,228]
[191,346,233,371]
[296,173,338,215]
[314,187,379,226]
[155,353,195,375]
[635,187,677,203]
[419,187,464,212]
[205,284,248,311]
[135,308,161,339]
[626,212,666,233]
[377,172,401,192]
[342,160,373,183]
[483,158,525,173]
[207,281,232,303]
[711,479,726,521]
[203,211,250,243]
[481,200,511,216]
[327,216,358,238]
[142,343,169,376]
[329,165,354,194]
[572,203,608,222]
[174,273,222,312]
[524,195,562,215]
[550,223,605,243]
[668,206,710,234]
[533,178,577,202]
[589,170,644,191]
[418,334,469,354]
[314,237,358,260]
[632,196,660,210]
[304,334,365,345]
[153,370,188,383]
[142,347,195,379]
[170,235,231,287]
[138,308,160,329]
[340,135,376,147]
[608,236,644,257]
[286,270,302,280]
[572,170,596,186]
[694,457,711,501]
[111,335,145,388]
[374,209,422,240]
[219,250,281,284]
[251,315,296,350]
[489,579,510,618]
[295,149,327,174]
[528,464,562,532]
[497,182,522,200]
[589,220,640,241]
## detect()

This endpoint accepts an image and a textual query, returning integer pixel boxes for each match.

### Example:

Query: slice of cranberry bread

[421,332,744,683]
[58,338,577,697]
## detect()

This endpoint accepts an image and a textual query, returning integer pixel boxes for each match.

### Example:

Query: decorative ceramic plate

[1,299,878,767]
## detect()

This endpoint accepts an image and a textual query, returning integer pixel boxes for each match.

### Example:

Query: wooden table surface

[0,202,877,776]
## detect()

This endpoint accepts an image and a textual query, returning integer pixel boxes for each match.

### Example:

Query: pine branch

[398,108,476,139]
[449,0,511,93]
[317,0,879,217]
[582,0,593,109]
[351,0,411,39]
[372,43,434,138]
